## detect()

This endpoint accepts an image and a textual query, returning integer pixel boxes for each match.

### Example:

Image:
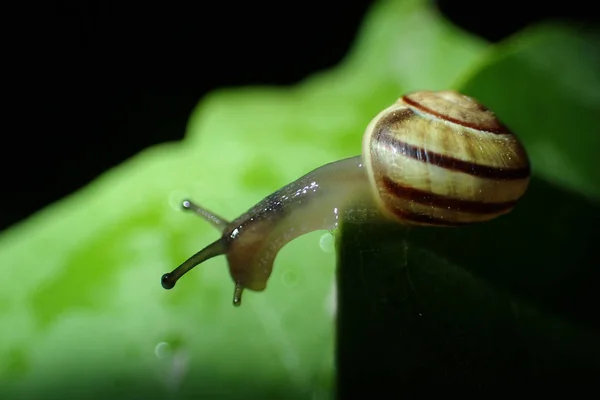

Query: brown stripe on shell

[382,132,530,180]
[373,111,530,180]
[388,207,471,227]
[402,91,509,135]
[382,176,518,215]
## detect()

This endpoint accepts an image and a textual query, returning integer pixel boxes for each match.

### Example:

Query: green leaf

[1,0,597,398]
[459,23,600,200]
[337,21,600,389]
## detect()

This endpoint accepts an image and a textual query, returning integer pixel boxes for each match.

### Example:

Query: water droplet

[319,233,334,253]
[155,341,171,359]
[281,269,299,287]
[168,190,191,211]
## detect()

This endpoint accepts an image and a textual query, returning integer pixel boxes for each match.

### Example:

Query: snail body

[161,90,530,306]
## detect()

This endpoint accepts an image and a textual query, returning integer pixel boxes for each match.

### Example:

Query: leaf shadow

[408,176,600,332]
[336,176,600,391]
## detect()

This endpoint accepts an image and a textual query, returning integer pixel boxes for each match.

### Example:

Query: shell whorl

[362,90,531,227]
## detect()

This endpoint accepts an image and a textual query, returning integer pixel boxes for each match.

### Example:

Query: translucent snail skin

[161,90,531,306]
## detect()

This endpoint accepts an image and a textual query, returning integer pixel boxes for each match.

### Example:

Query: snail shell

[364,90,530,226]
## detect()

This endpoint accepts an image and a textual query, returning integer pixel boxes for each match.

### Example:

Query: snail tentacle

[161,238,227,289]
[233,282,244,307]
[182,199,230,232]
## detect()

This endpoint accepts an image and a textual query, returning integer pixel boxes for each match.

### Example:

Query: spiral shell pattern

[362,90,530,226]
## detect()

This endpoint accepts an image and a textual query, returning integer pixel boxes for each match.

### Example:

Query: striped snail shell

[161,90,531,306]
[364,90,530,226]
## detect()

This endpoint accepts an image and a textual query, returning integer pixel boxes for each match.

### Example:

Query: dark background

[3,0,598,232]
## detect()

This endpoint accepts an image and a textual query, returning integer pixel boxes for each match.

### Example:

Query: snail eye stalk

[161,200,231,289]
[161,238,226,290]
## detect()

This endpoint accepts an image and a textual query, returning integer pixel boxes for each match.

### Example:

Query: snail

[161,90,530,306]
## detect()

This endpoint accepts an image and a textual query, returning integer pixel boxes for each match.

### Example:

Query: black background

[3,0,598,232]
